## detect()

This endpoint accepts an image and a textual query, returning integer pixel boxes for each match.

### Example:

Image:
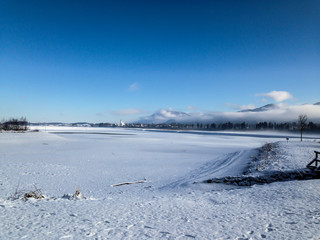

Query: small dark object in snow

[23,191,45,200]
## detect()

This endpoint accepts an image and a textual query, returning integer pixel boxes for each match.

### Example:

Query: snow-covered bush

[8,185,45,201]
[62,187,85,200]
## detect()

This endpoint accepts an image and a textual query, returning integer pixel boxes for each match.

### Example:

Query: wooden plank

[111,179,147,187]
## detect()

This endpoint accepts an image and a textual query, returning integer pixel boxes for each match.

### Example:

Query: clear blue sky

[1,0,319,123]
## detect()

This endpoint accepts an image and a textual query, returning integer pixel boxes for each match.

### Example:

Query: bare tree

[298,114,308,141]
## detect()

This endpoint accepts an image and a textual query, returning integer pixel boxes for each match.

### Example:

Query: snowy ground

[0,127,320,239]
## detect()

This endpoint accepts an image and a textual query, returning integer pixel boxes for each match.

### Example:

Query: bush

[8,184,45,200]
[62,187,85,200]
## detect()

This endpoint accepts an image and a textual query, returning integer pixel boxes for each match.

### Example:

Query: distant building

[119,120,126,127]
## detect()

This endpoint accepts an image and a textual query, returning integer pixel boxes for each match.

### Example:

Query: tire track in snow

[162,149,256,189]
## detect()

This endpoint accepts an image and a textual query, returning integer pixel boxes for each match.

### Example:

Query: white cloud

[128,82,139,92]
[256,91,293,102]
[110,108,145,116]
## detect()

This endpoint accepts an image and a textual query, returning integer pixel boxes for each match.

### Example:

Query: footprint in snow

[179,234,196,239]
[144,225,156,229]
[265,223,274,232]
[186,234,196,238]
[160,231,171,236]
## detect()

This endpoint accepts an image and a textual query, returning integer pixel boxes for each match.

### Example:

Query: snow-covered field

[0,127,319,239]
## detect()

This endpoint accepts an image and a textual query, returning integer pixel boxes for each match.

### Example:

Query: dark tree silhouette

[0,117,28,131]
[298,114,308,141]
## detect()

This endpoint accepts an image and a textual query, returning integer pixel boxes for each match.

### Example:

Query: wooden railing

[307,151,320,171]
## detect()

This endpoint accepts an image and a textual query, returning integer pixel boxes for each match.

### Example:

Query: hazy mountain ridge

[138,109,191,124]
[137,102,320,124]
[239,104,279,112]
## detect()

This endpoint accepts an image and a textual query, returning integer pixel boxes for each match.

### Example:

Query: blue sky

[1,0,319,123]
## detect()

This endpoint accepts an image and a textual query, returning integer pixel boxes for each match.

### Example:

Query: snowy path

[162,149,257,190]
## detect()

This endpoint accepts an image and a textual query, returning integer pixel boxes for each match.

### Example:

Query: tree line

[125,119,320,132]
[0,117,28,131]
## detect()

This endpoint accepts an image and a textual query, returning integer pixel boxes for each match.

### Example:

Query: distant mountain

[239,104,279,112]
[164,119,180,124]
[138,109,190,124]
[136,103,320,124]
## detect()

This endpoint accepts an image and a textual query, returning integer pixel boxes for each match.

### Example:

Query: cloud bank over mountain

[137,103,320,124]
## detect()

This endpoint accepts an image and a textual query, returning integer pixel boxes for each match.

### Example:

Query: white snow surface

[0,127,320,239]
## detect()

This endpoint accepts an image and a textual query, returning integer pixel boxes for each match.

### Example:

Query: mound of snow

[247,140,319,174]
